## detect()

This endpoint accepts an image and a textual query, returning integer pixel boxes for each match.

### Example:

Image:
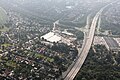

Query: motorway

[64,1,118,80]
[64,11,100,80]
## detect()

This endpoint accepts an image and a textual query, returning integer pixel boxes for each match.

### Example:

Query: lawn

[6,60,17,68]
[0,7,9,33]
[1,43,12,47]
[0,7,7,25]
[0,26,9,32]
[35,53,54,62]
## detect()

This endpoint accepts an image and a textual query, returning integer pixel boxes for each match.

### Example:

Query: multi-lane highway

[64,11,100,80]
[64,1,118,80]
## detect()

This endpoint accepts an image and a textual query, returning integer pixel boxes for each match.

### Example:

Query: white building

[41,32,61,43]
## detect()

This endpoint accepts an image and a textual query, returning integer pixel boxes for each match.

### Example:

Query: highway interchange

[64,1,119,80]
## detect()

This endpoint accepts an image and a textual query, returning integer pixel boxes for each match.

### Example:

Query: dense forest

[75,45,120,80]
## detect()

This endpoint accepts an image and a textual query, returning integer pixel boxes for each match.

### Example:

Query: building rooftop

[47,35,61,42]
[41,32,54,40]
[41,32,61,43]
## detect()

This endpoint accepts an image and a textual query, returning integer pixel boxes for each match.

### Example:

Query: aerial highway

[64,11,100,80]
[64,1,118,80]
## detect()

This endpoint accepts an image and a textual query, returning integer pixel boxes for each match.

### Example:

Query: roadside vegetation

[75,45,120,80]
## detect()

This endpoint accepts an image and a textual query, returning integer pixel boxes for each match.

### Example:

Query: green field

[0,7,9,32]
[0,26,9,32]
[0,7,7,25]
